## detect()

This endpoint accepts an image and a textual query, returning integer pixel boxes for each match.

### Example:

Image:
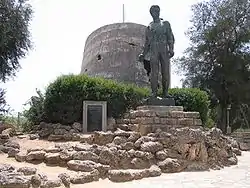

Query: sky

[2,0,200,114]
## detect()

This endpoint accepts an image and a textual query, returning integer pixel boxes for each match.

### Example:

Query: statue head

[150,5,160,19]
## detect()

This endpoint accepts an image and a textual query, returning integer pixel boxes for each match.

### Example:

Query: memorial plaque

[87,105,103,132]
[83,101,107,133]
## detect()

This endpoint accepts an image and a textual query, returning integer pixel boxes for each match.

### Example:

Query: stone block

[131,118,141,124]
[48,135,63,141]
[117,124,130,131]
[129,111,136,119]
[116,119,131,124]
[137,117,154,124]
[169,111,184,118]
[133,110,156,117]
[128,124,139,132]
[130,111,140,118]
[116,119,122,124]
[152,125,172,132]
[153,117,161,124]
[137,106,183,112]
[178,118,194,126]
[139,124,152,136]
[160,118,177,125]
[123,119,131,124]
[123,113,131,119]
[156,111,171,117]
[194,119,203,126]
[144,97,175,106]
[184,112,200,118]
[239,142,250,151]
[144,111,156,117]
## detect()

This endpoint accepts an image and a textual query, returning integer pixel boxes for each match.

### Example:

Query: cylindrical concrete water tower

[80,22,149,86]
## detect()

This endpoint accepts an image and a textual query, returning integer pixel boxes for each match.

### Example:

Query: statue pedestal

[137,105,182,112]
[115,105,203,135]
[144,97,175,106]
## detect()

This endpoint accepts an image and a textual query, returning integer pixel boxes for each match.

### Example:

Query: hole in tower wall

[85,69,88,72]
[128,42,136,46]
[97,54,102,60]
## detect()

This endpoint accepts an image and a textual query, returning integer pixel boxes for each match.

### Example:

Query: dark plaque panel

[87,105,103,132]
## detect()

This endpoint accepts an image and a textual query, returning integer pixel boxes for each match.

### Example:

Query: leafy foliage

[23,88,45,126]
[0,0,33,82]
[22,74,210,126]
[43,74,148,125]
[0,0,33,114]
[169,88,209,123]
[0,88,9,117]
[0,113,29,131]
[176,0,250,132]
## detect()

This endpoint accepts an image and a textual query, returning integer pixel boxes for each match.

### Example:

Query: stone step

[231,133,250,137]
[231,133,250,140]
[239,142,250,151]
[232,132,250,135]
[136,106,183,112]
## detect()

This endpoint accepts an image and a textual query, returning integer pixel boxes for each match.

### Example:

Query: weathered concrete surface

[115,106,202,134]
[81,22,149,86]
[231,131,250,151]
[81,152,250,188]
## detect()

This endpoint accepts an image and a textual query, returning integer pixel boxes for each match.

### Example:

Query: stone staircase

[231,131,250,151]
[115,105,203,135]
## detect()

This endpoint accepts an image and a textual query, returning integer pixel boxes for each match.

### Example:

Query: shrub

[0,88,9,115]
[26,74,210,126]
[43,74,148,124]
[22,89,45,131]
[168,88,210,123]
[0,113,32,133]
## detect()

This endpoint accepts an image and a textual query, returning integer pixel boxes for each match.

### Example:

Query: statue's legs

[150,53,159,97]
[160,52,170,98]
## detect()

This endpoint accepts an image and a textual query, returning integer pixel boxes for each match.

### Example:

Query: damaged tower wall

[80,22,149,86]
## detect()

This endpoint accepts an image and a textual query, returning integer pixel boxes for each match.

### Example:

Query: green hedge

[43,74,148,124]
[37,74,209,125]
[168,88,210,123]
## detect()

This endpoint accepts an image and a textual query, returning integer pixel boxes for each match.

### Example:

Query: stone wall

[80,22,149,86]
[33,122,83,141]
[115,106,203,135]
[25,106,203,141]
[231,131,250,151]
[3,127,242,185]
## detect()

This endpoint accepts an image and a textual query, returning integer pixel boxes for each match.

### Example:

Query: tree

[0,0,33,82]
[0,88,8,118]
[23,88,45,126]
[0,0,33,113]
[177,0,250,132]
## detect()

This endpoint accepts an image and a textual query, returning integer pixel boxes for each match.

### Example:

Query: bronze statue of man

[139,5,175,98]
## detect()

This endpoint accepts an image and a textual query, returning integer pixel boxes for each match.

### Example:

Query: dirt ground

[10,136,76,152]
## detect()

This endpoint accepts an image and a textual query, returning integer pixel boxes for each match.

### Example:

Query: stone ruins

[0,105,243,187]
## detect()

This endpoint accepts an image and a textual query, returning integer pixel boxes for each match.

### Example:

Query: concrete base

[144,96,175,106]
[116,105,202,136]
[137,105,183,112]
